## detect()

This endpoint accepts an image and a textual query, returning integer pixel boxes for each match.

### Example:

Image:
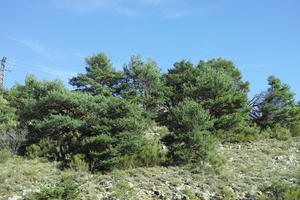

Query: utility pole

[0,57,10,88]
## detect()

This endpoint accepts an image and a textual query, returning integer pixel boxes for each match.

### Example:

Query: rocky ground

[1,137,299,200]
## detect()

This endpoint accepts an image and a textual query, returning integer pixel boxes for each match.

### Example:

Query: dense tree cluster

[0,53,299,171]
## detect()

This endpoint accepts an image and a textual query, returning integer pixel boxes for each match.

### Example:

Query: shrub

[22,89,150,171]
[163,99,216,165]
[0,95,18,130]
[269,126,292,141]
[26,137,61,160]
[110,181,136,200]
[290,121,300,137]
[259,182,300,200]
[250,76,300,130]
[69,154,89,172]
[0,126,27,154]
[217,123,260,143]
[209,154,227,174]
[163,62,250,134]
[118,137,167,168]
[183,189,199,200]
[24,176,79,200]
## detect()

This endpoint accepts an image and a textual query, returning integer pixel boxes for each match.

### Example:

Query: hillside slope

[1,137,299,200]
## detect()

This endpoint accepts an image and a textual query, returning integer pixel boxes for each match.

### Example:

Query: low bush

[118,137,167,168]
[269,126,292,141]
[24,176,79,200]
[217,123,259,143]
[110,181,136,200]
[183,189,199,200]
[259,181,300,200]
[69,154,89,172]
[0,127,27,154]
[26,137,60,160]
[22,90,150,171]
[290,121,300,137]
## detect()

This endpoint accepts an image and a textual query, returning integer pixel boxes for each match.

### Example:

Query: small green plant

[118,138,167,168]
[24,176,79,200]
[69,154,89,172]
[137,138,167,167]
[157,126,170,138]
[0,149,11,163]
[269,126,292,141]
[183,189,199,200]
[210,154,227,174]
[26,137,57,160]
[290,121,300,137]
[259,181,300,200]
[220,187,236,200]
[169,178,182,186]
[110,181,136,200]
[218,124,260,143]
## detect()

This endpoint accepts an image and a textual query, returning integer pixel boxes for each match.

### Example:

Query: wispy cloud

[27,0,222,19]
[6,37,77,79]
[40,65,77,79]
[46,0,212,18]
[7,36,54,57]
[9,58,77,80]
[163,8,191,19]
[49,0,138,16]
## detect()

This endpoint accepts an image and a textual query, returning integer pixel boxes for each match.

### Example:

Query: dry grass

[1,137,299,200]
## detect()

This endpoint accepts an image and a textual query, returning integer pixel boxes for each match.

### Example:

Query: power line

[7,61,47,75]
[6,58,77,79]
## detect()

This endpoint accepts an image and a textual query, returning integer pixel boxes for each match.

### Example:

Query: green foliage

[123,55,166,119]
[163,60,197,107]
[259,182,300,200]
[189,66,250,132]
[198,58,249,92]
[6,75,65,121]
[110,181,137,200]
[183,189,199,200]
[26,137,62,160]
[24,176,79,200]
[217,123,259,143]
[209,154,227,175]
[219,187,236,200]
[250,76,300,130]
[0,126,27,154]
[69,154,89,172]
[69,53,166,120]
[290,121,300,137]
[163,99,216,165]
[118,138,167,168]
[0,95,17,130]
[4,53,300,171]
[69,53,124,96]
[269,126,292,141]
[82,96,149,171]
[22,87,149,171]
[163,61,250,137]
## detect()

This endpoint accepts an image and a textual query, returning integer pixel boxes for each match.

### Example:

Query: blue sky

[1,0,299,100]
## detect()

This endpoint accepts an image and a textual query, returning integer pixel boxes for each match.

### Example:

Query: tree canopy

[250,75,300,129]
[2,53,299,171]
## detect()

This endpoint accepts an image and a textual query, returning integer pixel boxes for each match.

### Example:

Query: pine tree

[250,75,300,129]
